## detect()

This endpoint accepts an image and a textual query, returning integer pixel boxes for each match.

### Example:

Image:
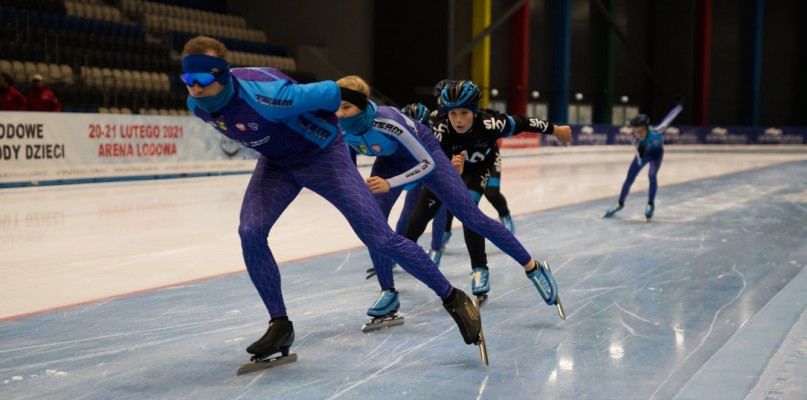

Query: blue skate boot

[499,215,515,234]
[470,266,490,304]
[428,248,442,267]
[527,261,566,320]
[645,203,654,221]
[603,202,624,218]
[362,288,404,332]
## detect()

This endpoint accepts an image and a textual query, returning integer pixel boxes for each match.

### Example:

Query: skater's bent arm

[242,79,341,121]
[653,104,684,133]
[379,119,436,190]
[511,115,573,146]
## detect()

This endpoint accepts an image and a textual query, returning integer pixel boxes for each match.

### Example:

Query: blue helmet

[440,80,480,113]
[630,114,650,127]
[401,103,430,123]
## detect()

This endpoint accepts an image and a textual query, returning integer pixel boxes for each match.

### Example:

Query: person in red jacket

[26,74,62,112]
[0,72,28,111]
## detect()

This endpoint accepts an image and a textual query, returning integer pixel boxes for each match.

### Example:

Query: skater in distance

[603,104,683,221]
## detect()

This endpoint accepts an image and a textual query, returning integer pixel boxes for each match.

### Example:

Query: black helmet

[401,103,430,123]
[440,80,480,112]
[630,114,650,127]
[433,79,452,97]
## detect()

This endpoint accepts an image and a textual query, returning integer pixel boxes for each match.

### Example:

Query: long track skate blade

[555,296,567,320]
[361,316,404,333]
[476,294,488,307]
[365,268,376,280]
[472,297,489,365]
[237,352,297,375]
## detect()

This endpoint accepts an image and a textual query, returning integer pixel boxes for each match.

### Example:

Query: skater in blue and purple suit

[362,102,451,280]
[603,104,683,221]
[395,104,449,257]
[336,76,568,326]
[181,37,483,367]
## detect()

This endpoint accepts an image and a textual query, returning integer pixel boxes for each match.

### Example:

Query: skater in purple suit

[181,36,483,369]
[336,76,567,327]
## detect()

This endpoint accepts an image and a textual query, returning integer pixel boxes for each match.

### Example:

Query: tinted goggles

[181,72,219,87]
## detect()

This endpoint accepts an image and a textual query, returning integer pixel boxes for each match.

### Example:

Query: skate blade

[540,261,566,320]
[475,294,488,307]
[237,352,297,375]
[365,268,376,280]
[555,296,567,320]
[472,297,489,365]
[361,315,404,333]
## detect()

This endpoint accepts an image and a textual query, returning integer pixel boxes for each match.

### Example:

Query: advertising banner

[0,112,258,186]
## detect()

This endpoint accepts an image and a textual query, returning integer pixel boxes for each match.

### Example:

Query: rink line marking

[651,262,747,399]
[673,262,807,400]
[476,374,490,400]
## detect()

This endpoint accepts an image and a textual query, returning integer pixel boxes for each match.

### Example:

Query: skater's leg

[403,186,444,242]
[404,187,446,265]
[645,155,662,219]
[298,144,452,299]
[395,184,422,235]
[606,157,645,217]
[461,188,488,270]
[647,154,663,205]
[484,150,514,233]
[367,185,403,290]
[423,155,564,308]
[429,205,448,251]
[239,156,301,320]
[423,156,533,267]
[618,157,644,204]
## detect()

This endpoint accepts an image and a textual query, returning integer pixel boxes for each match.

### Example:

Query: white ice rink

[1,145,806,399]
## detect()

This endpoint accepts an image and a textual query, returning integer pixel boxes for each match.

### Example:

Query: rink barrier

[1,112,805,188]
[500,124,807,148]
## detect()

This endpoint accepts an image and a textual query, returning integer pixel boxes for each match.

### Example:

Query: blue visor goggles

[181,72,219,87]
[181,54,231,87]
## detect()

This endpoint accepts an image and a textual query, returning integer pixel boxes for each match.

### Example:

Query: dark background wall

[231,0,805,126]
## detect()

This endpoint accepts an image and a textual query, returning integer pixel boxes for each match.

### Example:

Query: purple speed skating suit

[188,67,452,319]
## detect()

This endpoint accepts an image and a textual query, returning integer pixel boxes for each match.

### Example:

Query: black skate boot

[247,319,294,357]
[237,319,297,375]
[443,288,488,364]
[442,288,482,345]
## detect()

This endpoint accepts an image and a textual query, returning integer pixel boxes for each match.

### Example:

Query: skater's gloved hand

[366,176,391,194]
[553,125,573,146]
[451,151,465,174]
